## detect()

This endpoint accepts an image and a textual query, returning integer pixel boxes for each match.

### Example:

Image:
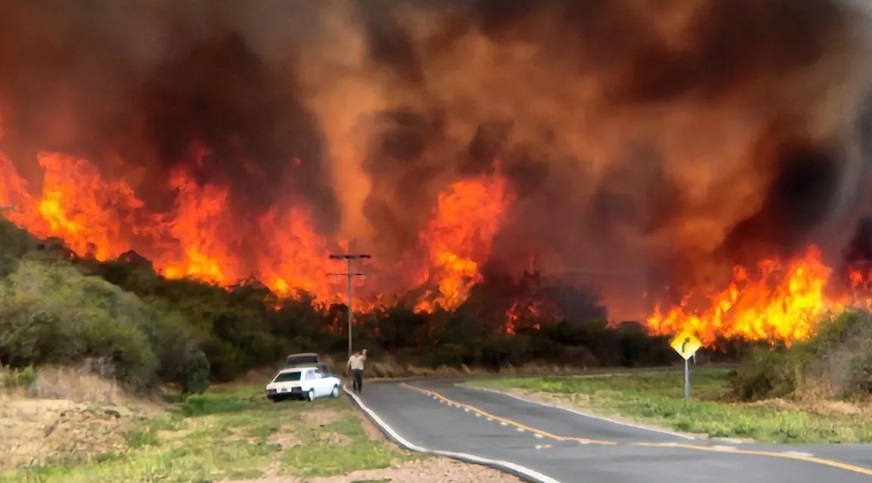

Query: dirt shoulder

[1,365,521,482]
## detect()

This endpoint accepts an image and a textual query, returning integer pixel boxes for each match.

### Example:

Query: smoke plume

[0,0,870,319]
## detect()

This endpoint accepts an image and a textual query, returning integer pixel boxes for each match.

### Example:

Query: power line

[328,253,371,358]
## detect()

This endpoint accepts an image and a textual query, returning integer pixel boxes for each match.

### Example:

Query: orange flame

[505,299,549,335]
[258,206,342,303]
[645,246,852,346]
[0,146,867,343]
[0,151,345,301]
[414,174,512,313]
[0,147,519,313]
[163,169,235,283]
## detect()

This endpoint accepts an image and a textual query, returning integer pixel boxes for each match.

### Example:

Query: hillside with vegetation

[0,220,693,393]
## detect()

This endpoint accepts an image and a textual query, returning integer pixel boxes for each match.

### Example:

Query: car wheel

[307,388,315,402]
[331,385,340,398]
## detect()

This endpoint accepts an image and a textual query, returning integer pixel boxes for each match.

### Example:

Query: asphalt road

[345,379,872,483]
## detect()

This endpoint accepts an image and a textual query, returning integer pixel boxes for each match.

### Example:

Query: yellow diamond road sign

[670,332,702,360]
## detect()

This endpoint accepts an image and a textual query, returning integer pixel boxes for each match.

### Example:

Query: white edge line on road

[472,386,696,440]
[343,385,561,483]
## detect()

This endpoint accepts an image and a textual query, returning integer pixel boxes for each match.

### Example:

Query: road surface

[345,379,872,483]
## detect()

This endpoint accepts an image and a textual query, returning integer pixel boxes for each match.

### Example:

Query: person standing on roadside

[347,348,367,394]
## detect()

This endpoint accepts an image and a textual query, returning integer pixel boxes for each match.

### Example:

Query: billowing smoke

[0,0,870,320]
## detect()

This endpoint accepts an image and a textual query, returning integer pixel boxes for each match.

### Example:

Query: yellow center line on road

[400,383,872,477]
[634,442,872,477]
[400,383,616,445]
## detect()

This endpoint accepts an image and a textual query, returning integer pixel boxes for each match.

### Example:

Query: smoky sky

[0,0,869,317]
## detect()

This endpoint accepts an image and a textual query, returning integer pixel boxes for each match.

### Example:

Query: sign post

[669,332,702,399]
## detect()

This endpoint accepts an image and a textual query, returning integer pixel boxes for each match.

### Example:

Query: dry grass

[239,355,587,385]
[2,364,168,411]
[366,357,579,379]
[0,365,169,471]
[1,382,420,482]
[1,368,522,482]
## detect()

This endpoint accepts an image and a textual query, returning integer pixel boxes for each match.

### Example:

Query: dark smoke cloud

[0,0,869,318]
[469,0,847,104]
[0,0,342,234]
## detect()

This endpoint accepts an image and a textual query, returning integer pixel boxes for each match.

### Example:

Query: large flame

[0,148,511,311]
[414,174,512,313]
[645,246,862,346]
[0,148,868,345]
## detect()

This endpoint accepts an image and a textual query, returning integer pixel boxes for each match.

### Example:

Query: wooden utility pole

[328,253,371,358]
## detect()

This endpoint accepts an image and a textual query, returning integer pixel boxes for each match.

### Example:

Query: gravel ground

[233,457,524,483]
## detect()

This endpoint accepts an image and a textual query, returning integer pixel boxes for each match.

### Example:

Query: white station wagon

[266,366,342,402]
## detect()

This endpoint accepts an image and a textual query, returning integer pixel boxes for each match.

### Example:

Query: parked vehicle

[285,352,330,373]
[266,365,341,402]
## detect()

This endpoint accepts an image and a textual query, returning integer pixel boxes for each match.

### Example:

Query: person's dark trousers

[352,369,364,393]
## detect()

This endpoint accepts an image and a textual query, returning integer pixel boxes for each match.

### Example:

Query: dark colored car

[285,352,330,374]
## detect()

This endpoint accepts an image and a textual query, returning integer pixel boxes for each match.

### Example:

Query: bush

[0,218,714,388]
[732,310,872,400]
[427,343,471,368]
[2,365,37,388]
[561,345,599,367]
[0,259,197,389]
[182,348,211,394]
[731,347,798,400]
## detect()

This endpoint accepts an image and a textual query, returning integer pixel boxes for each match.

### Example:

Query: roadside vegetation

[1,380,421,483]
[0,218,706,395]
[474,310,872,444]
[731,309,872,402]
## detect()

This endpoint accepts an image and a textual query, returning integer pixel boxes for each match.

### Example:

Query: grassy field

[1,386,421,482]
[471,368,872,444]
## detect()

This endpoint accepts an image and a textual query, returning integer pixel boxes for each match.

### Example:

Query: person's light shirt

[348,353,366,370]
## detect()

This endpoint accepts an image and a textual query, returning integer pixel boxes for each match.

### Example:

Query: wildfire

[0,146,516,311]
[0,147,867,346]
[414,174,512,313]
[258,206,341,302]
[645,246,859,346]
[505,299,551,335]
[19,152,149,260]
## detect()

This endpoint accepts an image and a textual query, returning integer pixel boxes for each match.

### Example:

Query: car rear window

[272,371,302,383]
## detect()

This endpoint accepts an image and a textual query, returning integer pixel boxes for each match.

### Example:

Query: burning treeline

[0,0,871,345]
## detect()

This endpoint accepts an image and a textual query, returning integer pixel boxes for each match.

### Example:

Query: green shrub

[732,310,872,400]
[0,259,194,389]
[731,347,797,400]
[182,347,211,394]
[2,364,37,388]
